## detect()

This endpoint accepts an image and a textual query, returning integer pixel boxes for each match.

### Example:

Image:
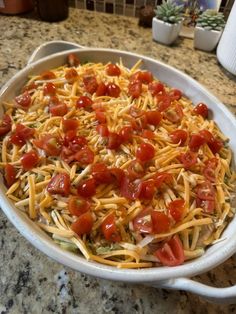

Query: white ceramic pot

[194,26,222,52]
[1,41,236,304]
[152,17,182,45]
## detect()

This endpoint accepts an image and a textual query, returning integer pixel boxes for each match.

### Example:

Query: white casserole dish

[1,41,236,304]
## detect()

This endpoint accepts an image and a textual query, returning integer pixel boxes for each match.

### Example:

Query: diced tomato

[120,176,141,200]
[68,196,90,217]
[156,94,171,112]
[34,134,62,156]
[95,109,106,124]
[119,126,133,143]
[208,138,223,155]
[154,235,185,266]
[141,130,155,140]
[21,150,39,171]
[0,114,12,136]
[193,103,208,118]
[130,71,153,84]
[169,89,182,101]
[67,53,80,67]
[91,162,112,185]
[195,181,215,200]
[178,151,197,169]
[139,179,156,199]
[189,133,206,152]
[127,160,145,181]
[4,164,17,187]
[76,95,93,110]
[128,80,142,98]
[107,132,122,150]
[164,104,183,123]
[129,106,143,118]
[110,168,125,187]
[71,211,93,236]
[168,199,185,223]
[62,118,79,132]
[10,124,35,146]
[106,83,121,98]
[129,107,147,131]
[151,211,171,234]
[65,68,78,83]
[133,208,153,234]
[106,64,121,76]
[15,91,31,108]
[47,173,70,196]
[75,146,94,165]
[203,158,218,182]
[136,142,155,162]
[83,75,98,94]
[49,102,68,116]
[152,172,173,188]
[43,82,56,96]
[146,110,162,126]
[63,132,87,149]
[148,81,164,96]
[40,71,56,80]
[196,198,215,213]
[198,130,214,143]
[96,82,107,96]
[96,124,109,137]
[170,129,188,146]
[77,178,96,198]
[101,213,121,242]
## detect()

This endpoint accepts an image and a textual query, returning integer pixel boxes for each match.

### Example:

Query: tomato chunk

[67,53,80,67]
[164,104,183,123]
[95,109,106,124]
[34,134,62,156]
[4,164,17,187]
[148,81,164,96]
[178,151,197,169]
[136,142,155,162]
[71,211,93,236]
[139,179,156,200]
[91,162,112,185]
[168,89,182,101]
[146,110,162,126]
[106,83,121,98]
[102,213,121,242]
[21,150,39,171]
[154,235,185,266]
[203,158,218,182]
[77,178,96,198]
[151,211,171,234]
[96,82,107,96]
[208,138,223,155]
[107,132,122,150]
[0,114,12,136]
[156,94,171,112]
[152,172,173,188]
[110,168,125,187]
[127,160,145,181]
[62,118,79,132]
[75,146,94,165]
[76,95,93,110]
[65,68,78,83]
[130,71,153,84]
[189,133,205,152]
[83,75,98,94]
[49,102,68,116]
[15,91,31,108]
[128,80,142,98]
[43,82,56,96]
[40,71,56,80]
[96,124,109,137]
[133,208,153,234]
[141,130,155,140]
[193,103,208,118]
[120,176,141,200]
[196,198,215,213]
[68,196,90,217]
[168,199,185,223]
[195,181,215,200]
[170,130,188,146]
[47,173,70,196]
[106,64,121,76]
[10,124,35,147]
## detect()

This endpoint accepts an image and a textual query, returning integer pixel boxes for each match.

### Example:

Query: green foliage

[196,9,225,31]
[155,0,183,24]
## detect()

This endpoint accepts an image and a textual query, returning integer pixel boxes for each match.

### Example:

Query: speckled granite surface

[1,7,236,314]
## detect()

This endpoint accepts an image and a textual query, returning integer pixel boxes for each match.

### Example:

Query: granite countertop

[1,7,236,314]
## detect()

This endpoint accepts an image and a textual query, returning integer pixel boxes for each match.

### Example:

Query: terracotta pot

[0,0,34,14]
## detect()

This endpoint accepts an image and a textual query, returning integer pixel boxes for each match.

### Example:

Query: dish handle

[150,277,236,304]
[27,40,86,65]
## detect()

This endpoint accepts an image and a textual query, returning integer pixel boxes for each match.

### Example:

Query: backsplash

[71,0,159,17]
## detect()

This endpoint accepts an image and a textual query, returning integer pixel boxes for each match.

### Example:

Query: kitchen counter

[1,7,236,314]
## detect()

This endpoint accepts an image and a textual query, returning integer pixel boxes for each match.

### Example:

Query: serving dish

[1,41,236,303]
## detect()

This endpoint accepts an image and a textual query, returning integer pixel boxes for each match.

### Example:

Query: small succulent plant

[196,9,225,31]
[154,0,184,24]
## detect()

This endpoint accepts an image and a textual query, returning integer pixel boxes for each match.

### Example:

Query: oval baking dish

[1,45,236,303]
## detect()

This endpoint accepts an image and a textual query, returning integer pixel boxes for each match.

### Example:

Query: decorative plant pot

[194,26,223,52]
[152,17,183,45]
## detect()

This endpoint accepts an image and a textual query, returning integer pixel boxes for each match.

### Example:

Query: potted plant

[194,9,226,52]
[152,0,184,45]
